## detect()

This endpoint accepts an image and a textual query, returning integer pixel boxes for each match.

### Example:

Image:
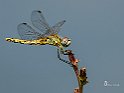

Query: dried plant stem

[64,50,88,93]
[57,49,88,93]
[79,84,83,93]
[73,66,83,93]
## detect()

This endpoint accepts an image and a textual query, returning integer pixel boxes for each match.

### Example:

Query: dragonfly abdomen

[5,38,48,45]
[6,38,26,44]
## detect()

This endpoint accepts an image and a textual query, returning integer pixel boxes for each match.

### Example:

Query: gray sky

[0,0,124,93]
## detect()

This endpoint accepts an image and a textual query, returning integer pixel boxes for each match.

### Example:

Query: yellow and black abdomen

[5,38,49,45]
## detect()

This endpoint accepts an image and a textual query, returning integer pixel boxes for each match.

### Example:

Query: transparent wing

[31,10,52,34]
[17,23,43,40]
[52,20,66,34]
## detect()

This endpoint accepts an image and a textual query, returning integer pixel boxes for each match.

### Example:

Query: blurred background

[0,0,123,93]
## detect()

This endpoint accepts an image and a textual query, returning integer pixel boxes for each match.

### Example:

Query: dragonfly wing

[31,10,53,35]
[52,20,66,34]
[17,23,43,40]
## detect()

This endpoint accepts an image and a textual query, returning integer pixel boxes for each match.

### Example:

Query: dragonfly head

[61,37,71,47]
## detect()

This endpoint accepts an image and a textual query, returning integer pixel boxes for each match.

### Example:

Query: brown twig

[57,49,88,93]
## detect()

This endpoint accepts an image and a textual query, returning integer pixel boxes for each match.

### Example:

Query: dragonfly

[6,10,71,54]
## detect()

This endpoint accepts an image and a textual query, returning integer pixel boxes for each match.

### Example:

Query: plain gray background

[0,0,123,93]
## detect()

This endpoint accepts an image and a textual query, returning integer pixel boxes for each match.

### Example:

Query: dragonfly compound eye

[61,37,71,47]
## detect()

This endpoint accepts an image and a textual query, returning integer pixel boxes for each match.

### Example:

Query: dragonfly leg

[57,49,73,67]
[59,48,70,55]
